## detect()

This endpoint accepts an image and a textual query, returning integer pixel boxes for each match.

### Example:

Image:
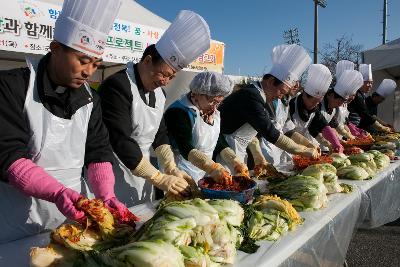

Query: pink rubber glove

[87,162,140,225]
[347,123,366,137]
[7,158,85,221]
[321,126,344,153]
[87,162,116,201]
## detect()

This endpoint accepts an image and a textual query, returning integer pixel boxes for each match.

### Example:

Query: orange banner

[186,41,225,73]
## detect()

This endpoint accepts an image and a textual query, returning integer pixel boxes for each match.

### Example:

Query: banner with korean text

[0,0,224,73]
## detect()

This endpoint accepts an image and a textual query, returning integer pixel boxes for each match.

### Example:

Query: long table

[1,161,399,267]
[343,160,400,228]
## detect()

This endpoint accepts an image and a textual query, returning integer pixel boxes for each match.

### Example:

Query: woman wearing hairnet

[164,72,249,185]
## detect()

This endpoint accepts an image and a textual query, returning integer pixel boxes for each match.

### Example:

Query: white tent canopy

[363,38,400,79]
[362,38,400,129]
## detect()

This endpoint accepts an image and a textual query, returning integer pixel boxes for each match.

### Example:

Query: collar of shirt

[133,63,156,107]
[36,53,92,119]
[297,94,315,122]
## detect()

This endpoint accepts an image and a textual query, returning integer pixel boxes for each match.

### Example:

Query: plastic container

[198,176,257,204]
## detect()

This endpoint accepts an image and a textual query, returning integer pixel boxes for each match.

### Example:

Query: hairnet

[189,71,234,96]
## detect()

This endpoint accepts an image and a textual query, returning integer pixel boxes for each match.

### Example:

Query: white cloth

[290,95,319,146]
[0,57,93,243]
[113,62,165,207]
[54,0,121,57]
[155,10,210,71]
[260,99,288,166]
[336,104,350,125]
[173,95,220,182]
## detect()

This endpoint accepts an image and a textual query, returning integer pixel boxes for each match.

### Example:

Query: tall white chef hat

[304,64,332,98]
[269,44,311,87]
[189,71,234,97]
[335,60,354,78]
[54,0,122,57]
[359,64,373,81]
[156,10,211,71]
[271,44,291,62]
[375,79,397,98]
[334,70,364,100]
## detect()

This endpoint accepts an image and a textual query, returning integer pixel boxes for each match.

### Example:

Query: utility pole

[283,28,300,45]
[313,0,327,63]
[382,0,388,44]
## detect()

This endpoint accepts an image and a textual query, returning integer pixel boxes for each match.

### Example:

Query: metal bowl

[198,176,257,204]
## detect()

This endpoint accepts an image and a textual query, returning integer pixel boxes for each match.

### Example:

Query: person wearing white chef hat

[330,60,359,140]
[0,0,129,243]
[258,44,307,167]
[99,10,211,206]
[348,63,392,133]
[364,79,398,131]
[215,44,319,178]
[367,79,397,116]
[308,69,364,153]
[282,64,334,154]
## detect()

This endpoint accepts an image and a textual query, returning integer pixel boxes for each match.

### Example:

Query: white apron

[173,95,220,182]
[0,57,93,243]
[222,84,264,165]
[336,104,350,138]
[320,100,336,124]
[290,95,319,146]
[112,62,165,207]
[260,98,289,166]
[336,104,349,125]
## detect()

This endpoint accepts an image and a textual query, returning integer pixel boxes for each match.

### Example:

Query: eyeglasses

[205,95,224,106]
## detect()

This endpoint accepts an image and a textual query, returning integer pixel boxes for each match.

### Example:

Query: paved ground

[345,218,400,267]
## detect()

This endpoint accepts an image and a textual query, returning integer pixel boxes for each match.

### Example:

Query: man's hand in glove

[132,158,190,197]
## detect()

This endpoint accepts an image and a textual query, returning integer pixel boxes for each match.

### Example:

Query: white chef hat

[375,79,397,98]
[189,71,233,97]
[269,44,311,87]
[54,0,121,58]
[304,64,332,98]
[335,60,354,79]
[334,70,364,99]
[359,64,373,81]
[156,10,211,71]
[271,44,292,62]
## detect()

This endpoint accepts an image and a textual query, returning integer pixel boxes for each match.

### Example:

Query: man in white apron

[329,60,357,141]
[286,64,334,151]
[99,10,211,206]
[259,80,301,166]
[164,72,248,184]
[0,0,127,243]
[348,64,391,133]
[217,44,320,176]
[295,69,364,153]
